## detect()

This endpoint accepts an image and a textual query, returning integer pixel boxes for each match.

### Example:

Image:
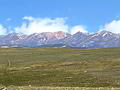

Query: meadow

[0,48,120,89]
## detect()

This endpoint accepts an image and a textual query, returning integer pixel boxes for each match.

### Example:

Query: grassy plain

[0,48,120,89]
[6,86,120,90]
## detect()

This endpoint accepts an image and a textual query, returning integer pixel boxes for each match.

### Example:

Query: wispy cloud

[70,25,88,34]
[100,20,120,33]
[23,16,34,21]
[0,24,7,35]
[6,18,12,21]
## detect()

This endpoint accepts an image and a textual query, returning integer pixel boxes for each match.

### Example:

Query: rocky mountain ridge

[1,31,120,48]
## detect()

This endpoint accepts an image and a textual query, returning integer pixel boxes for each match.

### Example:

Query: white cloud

[100,20,120,33]
[15,16,69,34]
[70,25,88,35]
[23,16,34,21]
[6,18,12,21]
[0,24,7,35]
[14,16,88,35]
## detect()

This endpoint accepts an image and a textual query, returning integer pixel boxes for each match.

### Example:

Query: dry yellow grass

[6,86,120,90]
[1,48,120,87]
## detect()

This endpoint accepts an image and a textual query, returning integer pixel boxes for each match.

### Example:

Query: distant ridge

[0,31,120,48]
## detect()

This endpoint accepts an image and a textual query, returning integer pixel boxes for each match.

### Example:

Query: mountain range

[1,31,120,48]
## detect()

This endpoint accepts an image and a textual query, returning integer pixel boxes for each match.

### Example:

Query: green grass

[0,48,120,87]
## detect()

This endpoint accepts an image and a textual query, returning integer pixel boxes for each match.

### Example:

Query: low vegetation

[0,48,120,89]
[6,86,120,90]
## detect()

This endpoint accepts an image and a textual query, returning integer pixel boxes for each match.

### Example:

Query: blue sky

[0,0,120,34]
